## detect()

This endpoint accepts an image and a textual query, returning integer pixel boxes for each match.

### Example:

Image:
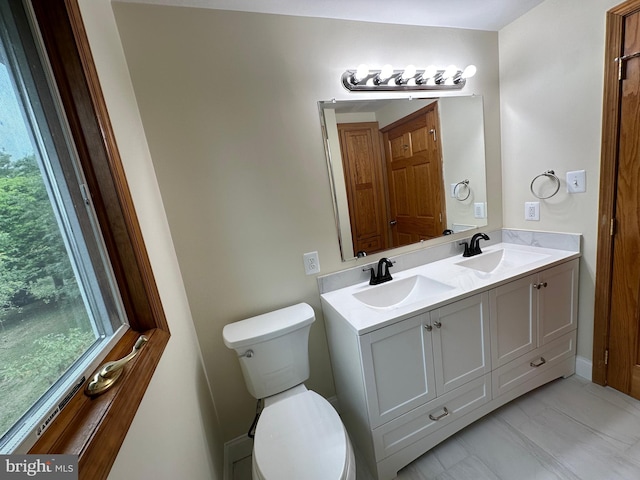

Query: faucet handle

[459,241,471,257]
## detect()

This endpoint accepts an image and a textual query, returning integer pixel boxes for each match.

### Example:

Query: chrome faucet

[367,258,394,285]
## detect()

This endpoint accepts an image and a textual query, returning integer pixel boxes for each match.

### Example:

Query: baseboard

[575,355,592,381]
[224,434,253,480]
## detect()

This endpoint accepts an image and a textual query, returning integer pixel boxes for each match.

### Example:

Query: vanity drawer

[372,374,491,460]
[492,330,576,398]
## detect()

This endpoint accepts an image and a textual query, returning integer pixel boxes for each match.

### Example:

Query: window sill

[29,328,169,479]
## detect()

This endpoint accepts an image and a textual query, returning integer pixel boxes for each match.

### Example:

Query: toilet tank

[222,303,315,399]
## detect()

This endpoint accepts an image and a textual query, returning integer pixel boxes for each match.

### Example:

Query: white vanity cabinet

[490,259,578,398]
[360,293,490,429]
[490,260,578,368]
[322,256,579,480]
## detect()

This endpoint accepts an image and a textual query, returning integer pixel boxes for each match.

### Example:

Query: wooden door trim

[593,0,640,385]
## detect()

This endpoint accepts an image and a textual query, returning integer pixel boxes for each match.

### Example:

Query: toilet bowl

[252,385,355,480]
[222,303,355,480]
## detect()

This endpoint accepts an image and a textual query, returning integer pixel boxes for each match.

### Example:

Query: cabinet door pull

[428,407,450,421]
[434,321,442,329]
[530,357,546,368]
[424,324,433,331]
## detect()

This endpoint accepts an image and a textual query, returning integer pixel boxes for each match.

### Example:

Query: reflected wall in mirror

[319,96,488,261]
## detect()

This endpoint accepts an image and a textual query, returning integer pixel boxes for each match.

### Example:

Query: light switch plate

[566,170,586,193]
[474,202,486,219]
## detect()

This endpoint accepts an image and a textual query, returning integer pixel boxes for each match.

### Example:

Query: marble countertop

[320,242,580,335]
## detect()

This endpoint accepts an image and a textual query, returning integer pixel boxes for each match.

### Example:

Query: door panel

[383,103,446,247]
[538,261,578,346]
[490,274,537,368]
[338,123,387,255]
[360,313,436,428]
[431,293,490,395]
[604,7,640,398]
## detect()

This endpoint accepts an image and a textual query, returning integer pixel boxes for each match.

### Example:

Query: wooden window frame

[593,0,640,386]
[22,1,170,478]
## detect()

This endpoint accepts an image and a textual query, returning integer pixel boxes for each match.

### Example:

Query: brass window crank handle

[85,335,148,397]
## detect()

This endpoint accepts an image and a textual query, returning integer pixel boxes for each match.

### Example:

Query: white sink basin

[455,248,550,273]
[353,275,454,309]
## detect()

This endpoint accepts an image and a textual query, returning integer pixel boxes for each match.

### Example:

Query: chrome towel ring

[453,179,471,201]
[530,170,560,199]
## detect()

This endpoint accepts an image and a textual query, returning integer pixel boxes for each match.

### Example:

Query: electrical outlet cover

[525,201,540,221]
[303,251,320,275]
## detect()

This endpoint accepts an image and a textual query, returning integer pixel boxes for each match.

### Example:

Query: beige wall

[77,1,223,478]
[111,2,502,442]
[78,0,622,473]
[499,0,620,364]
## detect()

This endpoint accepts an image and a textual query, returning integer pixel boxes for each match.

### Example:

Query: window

[0,1,169,478]
[0,0,127,452]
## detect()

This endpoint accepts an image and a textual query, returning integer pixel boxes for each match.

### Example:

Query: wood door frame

[593,0,640,385]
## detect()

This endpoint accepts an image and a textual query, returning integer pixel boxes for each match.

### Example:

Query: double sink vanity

[319,229,580,480]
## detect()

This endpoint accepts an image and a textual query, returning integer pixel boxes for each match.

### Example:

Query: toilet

[222,303,356,480]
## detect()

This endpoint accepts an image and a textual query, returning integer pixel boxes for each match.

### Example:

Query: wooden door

[594,2,640,398]
[338,122,387,255]
[382,103,446,247]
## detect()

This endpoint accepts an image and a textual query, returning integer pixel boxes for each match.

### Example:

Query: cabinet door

[538,260,578,345]
[490,274,537,368]
[431,293,491,395]
[360,313,436,428]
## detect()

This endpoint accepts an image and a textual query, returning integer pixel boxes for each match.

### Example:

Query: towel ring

[453,179,471,201]
[530,170,560,199]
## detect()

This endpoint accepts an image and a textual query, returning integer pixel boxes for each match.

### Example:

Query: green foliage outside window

[0,150,93,438]
[0,151,78,313]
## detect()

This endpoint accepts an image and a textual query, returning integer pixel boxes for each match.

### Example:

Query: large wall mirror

[319,96,488,261]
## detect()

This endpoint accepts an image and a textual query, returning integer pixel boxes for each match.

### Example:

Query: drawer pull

[428,407,450,421]
[530,357,546,368]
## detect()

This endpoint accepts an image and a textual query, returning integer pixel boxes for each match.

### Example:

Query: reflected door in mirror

[382,103,446,246]
[338,122,387,255]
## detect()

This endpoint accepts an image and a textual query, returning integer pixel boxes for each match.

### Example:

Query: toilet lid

[254,390,348,480]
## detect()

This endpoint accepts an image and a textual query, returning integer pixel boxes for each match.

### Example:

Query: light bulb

[443,64,458,79]
[423,65,438,79]
[380,64,394,81]
[355,64,369,82]
[401,64,416,80]
[462,65,477,79]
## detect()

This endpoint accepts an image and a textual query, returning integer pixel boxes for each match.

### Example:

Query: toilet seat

[252,390,353,480]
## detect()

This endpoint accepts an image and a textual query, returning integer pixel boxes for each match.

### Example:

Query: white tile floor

[232,375,640,480]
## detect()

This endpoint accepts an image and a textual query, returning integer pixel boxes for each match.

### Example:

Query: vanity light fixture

[343,63,477,91]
